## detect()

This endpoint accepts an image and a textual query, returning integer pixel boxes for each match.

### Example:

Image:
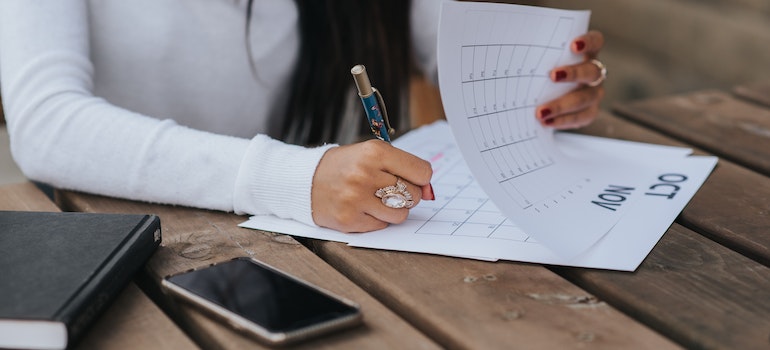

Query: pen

[351,64,394,142]
[350,64,435,202]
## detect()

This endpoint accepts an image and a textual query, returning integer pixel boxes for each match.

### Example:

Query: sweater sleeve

[0,0,331,226]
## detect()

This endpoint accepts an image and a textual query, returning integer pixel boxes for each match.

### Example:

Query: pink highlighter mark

[429,152,444,174]
[430,152,444,163]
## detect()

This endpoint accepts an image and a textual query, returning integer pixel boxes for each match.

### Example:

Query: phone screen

[166,258,360,333]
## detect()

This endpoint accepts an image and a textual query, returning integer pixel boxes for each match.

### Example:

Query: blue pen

[351,64,394,142]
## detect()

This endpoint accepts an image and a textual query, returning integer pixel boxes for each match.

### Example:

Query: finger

[537,85,603,122]
[546,103,600,130]
[571,30,604,57]
[363,140,433,187]
[322,172,421,231]
[421,183,436,201]
[312,183,390,233]
[334,213,389,233]
[550,60,605,86]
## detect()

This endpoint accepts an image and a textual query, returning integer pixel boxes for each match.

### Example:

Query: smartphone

[161,257,362,346]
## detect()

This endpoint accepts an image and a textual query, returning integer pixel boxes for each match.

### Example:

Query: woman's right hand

[311,139,435,233]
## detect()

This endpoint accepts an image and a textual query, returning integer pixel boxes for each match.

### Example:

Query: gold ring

[375,178,415,209]
[587,59,607,87]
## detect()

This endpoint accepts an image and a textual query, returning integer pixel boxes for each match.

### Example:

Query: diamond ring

[587,59,607,87]
[375,178,415,209]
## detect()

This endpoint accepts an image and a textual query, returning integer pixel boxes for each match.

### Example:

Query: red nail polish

[574,40,586,52]
[540,108,552,119]
[544,118,554,125]
[428,183,435,200]
[554,70,567,82]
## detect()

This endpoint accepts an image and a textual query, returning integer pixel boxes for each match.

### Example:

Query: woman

[0,0,605,233]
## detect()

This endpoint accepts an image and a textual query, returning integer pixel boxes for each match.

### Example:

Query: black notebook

[0,211,162,350]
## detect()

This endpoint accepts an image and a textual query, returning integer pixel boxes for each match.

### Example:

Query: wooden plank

[56,191,440,350]
[614,90,770,177]
[555,224,770,350]
[308,243,679,348]
[578,111,770,266]
[0,182,198,350]
[76,283,199,350]
[734,81,770,108]
[0,182,58,212]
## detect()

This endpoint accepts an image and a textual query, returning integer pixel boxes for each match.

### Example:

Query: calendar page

[437,2,628,256]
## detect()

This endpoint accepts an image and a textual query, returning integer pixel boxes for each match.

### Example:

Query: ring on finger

[375,178,415,209]
[587,59,607,87]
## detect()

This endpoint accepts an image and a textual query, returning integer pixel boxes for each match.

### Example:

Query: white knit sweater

[0,0,440,226]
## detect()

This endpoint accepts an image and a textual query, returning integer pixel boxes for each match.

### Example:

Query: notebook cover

[0,211,162,349]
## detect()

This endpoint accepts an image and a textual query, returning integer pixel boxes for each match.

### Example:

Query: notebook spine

[61,215,162,346]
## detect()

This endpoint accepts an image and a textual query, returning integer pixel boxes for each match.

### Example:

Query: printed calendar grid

[458,11,580,210]
[403,139,535,243]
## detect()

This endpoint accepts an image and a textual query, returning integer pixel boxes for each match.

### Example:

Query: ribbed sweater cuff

[233,135,336,227]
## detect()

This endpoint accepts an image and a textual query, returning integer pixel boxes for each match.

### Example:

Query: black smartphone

[161,257,362,346]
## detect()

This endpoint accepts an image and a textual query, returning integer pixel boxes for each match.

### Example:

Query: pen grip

[360,94,391,142]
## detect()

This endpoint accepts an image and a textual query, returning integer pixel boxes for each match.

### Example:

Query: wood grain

[556,224,770,350]
[614,90,770,177]
[56,191,440,350]
[0,182,198,350]
[734,81,770,108]
[0,182,58,212]
[76,283,199,350]
[308,242,678,349]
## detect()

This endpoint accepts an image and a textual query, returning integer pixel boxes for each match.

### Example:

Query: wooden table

[24,81,770,349]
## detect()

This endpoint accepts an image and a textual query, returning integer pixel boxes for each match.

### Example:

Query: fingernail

[574,40,586,52]
[554,70,567,82]
[427,183,435,200]
[539,108,552,120]
[544,118,554,125]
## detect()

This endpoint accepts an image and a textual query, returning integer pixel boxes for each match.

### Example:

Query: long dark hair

[247,0,413,145]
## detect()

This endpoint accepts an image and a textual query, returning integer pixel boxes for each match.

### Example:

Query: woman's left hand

[536,30,606,129]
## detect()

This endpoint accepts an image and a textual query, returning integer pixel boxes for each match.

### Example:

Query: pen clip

[372,87,395,136]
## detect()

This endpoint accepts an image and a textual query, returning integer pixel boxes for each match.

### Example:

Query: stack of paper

[240,121,715,271]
